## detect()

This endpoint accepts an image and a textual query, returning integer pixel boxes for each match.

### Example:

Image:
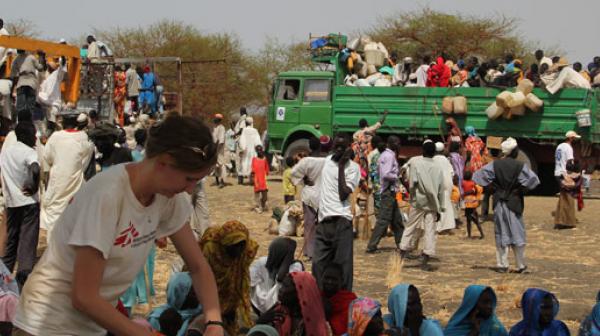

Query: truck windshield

[303,79,331,102]
[276,79,300,100]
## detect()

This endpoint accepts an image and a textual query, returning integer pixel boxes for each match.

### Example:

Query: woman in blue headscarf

[148,272,202,336]
[384,284,443,336]
[509,288,570,336]
[445,285,507,336]
[579,291,600,336]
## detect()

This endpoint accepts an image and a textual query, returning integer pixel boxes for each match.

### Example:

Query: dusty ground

[146,176,599,334]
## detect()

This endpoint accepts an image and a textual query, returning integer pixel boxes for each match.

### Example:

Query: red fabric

[274,272,328,336]
[465,136,487,172]
[116,299,129,317]
[462,180,476,194]
[427,57,451,87]
[325,290,358,336]
[252,157,269,192]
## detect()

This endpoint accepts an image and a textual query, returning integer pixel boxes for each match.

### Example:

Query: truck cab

[268,71,334,157]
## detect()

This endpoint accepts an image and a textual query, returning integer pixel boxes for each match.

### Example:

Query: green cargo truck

[266,42,600,190]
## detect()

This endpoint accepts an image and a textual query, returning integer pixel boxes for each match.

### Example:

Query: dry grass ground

[123,176,599,333]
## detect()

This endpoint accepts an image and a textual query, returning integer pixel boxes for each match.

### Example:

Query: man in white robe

[433,142,456,233]
[38,60,67,126]
[238,116,262,184]
[211,114,226,188]
[234,107,248,184]
[41,114,94,236]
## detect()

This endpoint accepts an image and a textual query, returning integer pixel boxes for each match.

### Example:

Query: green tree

[94,20,248,120]
[368,8,532,62]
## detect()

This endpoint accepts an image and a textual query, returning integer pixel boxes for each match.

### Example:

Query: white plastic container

[486,102,504,120]
[524,93,544,112]
[364,50,385,67]
[576,109,592,127]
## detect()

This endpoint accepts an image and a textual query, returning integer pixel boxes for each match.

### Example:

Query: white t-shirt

[249,256,303,314]
[554,142,574,176]
[14,164,192,336]
[318,155,360,221]
[0,141,39,208]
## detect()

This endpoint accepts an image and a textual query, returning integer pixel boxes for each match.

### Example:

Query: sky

[3,0,599,63]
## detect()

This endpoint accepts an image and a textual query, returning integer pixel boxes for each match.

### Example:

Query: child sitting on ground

[251,145,270,213]
[462,171,484,239]
[282,157,296,204]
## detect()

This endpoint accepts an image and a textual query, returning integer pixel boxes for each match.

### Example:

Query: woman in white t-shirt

[13,116,224,336]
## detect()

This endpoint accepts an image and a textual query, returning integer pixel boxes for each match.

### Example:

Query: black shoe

[493,267,509,273]
[512,266,529,274]
[365,249,380,254]
[405,253,420,260]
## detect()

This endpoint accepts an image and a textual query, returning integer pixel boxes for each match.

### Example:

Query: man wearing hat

[543,58,591,94]
[212,113,226,188]
[555,131,580,181]
[473,138,540,273]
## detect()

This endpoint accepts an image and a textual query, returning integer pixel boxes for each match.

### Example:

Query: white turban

[501,137,518,155]
[435,142,444,152]
[77,113,88,123]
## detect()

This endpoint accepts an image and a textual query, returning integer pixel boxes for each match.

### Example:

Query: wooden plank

[0,35,80,58]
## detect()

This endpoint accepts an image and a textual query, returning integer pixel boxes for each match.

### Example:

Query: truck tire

[284,139,311,159]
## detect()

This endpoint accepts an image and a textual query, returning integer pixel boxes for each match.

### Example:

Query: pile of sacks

[342,36,394,87]
[486,79,544,120]
[267,201,304,237]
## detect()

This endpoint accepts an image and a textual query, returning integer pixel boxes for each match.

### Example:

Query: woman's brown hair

[145,115,217,171]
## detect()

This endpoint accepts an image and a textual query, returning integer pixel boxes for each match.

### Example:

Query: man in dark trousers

[0,121,40,288]
[366,135,403,253]
[312,134,360,290]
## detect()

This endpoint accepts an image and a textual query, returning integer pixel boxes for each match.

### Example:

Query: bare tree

[5,18,39,38]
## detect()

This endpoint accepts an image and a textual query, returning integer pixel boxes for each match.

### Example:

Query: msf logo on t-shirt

[113,222,140,247]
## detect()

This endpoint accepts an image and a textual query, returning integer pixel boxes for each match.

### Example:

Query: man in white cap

[399,140,445,271]
[555,131,580,181]
[212,113,226,188]
[473,137,540,273]
[433,141,456,233]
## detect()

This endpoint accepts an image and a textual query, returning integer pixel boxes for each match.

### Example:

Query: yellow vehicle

[0,35,81,104]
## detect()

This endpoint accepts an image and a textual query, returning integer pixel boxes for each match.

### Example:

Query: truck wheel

[284,139,311,159]
[515,149,537,174]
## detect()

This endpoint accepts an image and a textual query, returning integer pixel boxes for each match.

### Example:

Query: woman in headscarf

[445,285,508,336]
[250,237,304,314]
[200,220,258,335]
[465,126,487,173]
[321,263,357,336]
[147,272,202,336]
[449,141,465,196]
[427,56,451,87]
[509,288,570,336]
[445,118,463,147]
[256,272,329,336]
[347,297,384,336]
[384,284,443,336]
[579,291,600,336]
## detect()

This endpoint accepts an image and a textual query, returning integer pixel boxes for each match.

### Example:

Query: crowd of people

[357,50,598,93]
[0,17,598,336]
